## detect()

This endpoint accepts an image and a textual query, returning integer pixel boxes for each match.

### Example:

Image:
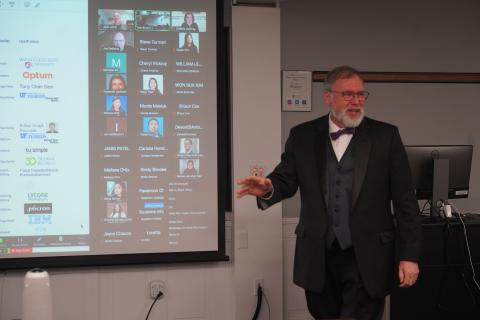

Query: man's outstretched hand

[236,176,273,198]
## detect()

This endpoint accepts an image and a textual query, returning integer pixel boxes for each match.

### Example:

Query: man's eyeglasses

[328,90,370,101]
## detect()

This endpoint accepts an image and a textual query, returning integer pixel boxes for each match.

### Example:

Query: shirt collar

[328,113,343,134]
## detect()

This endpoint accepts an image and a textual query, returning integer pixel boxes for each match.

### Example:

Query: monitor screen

[405,145,473,201]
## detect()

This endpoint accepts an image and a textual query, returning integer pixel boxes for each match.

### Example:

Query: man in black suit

[237,66,422,320]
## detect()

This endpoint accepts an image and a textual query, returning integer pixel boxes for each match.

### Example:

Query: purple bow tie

[330,127,355,140]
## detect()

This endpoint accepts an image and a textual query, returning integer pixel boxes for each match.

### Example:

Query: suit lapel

[352,119,371,210]
[313,117,329,207]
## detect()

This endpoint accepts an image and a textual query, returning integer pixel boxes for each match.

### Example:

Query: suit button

[336,180,341,186]
[335,194,340,199]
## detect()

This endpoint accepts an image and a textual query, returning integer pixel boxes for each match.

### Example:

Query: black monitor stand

[431,158,449,219]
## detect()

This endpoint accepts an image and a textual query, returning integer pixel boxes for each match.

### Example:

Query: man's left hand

[398,260,419,288]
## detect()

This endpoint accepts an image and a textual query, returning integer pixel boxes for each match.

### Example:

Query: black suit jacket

[259,115,422,298]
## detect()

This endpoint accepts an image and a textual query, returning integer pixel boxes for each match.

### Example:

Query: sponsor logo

[25,147,48,153]
[28,214,52,224]
[19,91,59,102]
[20,132,46,140]
[24,156,55,166]
[22,71,54,80]
[19,92,45,99]
[25,156,36,165]
[24,203,52,214]
[27,192,49,201]
[19,57,59,68]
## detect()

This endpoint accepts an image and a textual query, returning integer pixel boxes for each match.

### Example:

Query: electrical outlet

[149,280,165,299]
[253,278,264,296]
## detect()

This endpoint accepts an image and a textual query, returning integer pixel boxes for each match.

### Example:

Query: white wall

[231,5,283,320]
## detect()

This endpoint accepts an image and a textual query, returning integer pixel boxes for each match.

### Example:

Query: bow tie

[329,127,355,140]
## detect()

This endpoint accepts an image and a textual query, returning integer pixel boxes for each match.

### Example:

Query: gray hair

[324,65,362,91]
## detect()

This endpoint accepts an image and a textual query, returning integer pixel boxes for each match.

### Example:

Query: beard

[331,107,365,128]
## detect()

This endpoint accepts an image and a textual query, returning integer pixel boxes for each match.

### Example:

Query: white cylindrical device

[444,204,452,218]
[22,268,53,320]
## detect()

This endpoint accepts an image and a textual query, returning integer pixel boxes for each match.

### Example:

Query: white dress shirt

[329,115,354,161]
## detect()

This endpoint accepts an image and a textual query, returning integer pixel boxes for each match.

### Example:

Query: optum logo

[22,71,54,80]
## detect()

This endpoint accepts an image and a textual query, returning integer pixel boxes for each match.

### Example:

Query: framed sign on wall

[282,70,312,112]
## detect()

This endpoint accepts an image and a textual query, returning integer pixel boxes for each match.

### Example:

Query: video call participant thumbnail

[107,74,127,91]
[179,138,199,154]
[112,31,134,53]
[142,75,163,95]
[135,10,171,31]
[181,12,199,32]
[107,202,128,219]
[105,117,127,134]
[97,30,134,53]
[179,32,199,54]
[98,9,134,31]
[142,117,164,138]
[105,52,127,74]
[180,159,199,175]
[106,181,127,200]
[172,11,206,32]
[106,96,127,117]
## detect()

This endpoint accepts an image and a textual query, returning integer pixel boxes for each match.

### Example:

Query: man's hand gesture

[236,176,273,198]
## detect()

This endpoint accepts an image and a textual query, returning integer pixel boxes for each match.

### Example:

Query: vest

[325,140,354,249]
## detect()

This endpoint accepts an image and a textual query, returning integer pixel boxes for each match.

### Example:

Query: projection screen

[0,0,227,269]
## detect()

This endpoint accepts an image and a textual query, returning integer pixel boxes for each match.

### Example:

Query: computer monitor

[405,145,473,217]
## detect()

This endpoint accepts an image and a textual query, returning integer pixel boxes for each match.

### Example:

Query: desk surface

[421,212,480,224]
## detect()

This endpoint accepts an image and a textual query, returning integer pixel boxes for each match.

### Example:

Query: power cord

[449,201,480,292]
[252,285,262,320]
[251,284,271,320]
[262,287,271,320]
[145,290,163,320]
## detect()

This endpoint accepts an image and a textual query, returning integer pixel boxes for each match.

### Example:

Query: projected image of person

[148,77,162,95]
[46,122,58,133]
[109,181,126,200]
[180,138,198,154]
[108,203,127,219]
[181,33,198,54]
[183,159,198,175]
[109,74,126,91]
[148,118,160,138]
[113,12,122,26]
[181,12,199,32]
[108,97,126,117]
[112,32,133,53]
